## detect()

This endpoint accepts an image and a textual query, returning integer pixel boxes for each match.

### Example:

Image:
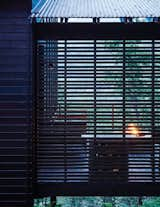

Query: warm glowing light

[126,123,140,137]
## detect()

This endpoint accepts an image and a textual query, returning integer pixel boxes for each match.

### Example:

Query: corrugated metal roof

[32,0,46,14]
[31,0,160,19]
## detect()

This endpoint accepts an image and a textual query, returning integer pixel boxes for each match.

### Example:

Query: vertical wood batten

[151,40,156,182]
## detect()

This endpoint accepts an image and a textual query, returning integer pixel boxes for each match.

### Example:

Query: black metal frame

[33,22,160,197]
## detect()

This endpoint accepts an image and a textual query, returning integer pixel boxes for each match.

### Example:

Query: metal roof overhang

[31,0,160,40]
[31,0,160,20]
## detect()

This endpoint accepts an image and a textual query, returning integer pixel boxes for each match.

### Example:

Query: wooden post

[138,197,143,206]
[51,197,57,207]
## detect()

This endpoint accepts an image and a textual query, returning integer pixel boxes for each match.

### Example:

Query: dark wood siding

[0,1,32,206]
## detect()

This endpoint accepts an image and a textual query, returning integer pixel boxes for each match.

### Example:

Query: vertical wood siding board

[0,0,32,206]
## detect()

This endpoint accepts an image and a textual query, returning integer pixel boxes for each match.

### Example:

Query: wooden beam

[36,183,160,197]
[33,22,160,40]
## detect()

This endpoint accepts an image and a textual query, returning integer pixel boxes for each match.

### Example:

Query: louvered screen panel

[37,40,160,184]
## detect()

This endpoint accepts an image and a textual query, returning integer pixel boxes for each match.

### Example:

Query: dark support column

[32,19,38,202]
[138,197,143,206]
[51,197,57,207]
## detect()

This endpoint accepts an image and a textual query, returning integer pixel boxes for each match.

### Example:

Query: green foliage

[34,197,51,207]
[104,40,157,129]
[55,205,62,207]
[142,197,160,207]
[102,203,112,207]
[34,197,160,207]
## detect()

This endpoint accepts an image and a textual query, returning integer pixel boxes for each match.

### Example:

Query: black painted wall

[0,1,33,206]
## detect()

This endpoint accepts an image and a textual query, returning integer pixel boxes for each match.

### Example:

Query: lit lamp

[126,123,141,137]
